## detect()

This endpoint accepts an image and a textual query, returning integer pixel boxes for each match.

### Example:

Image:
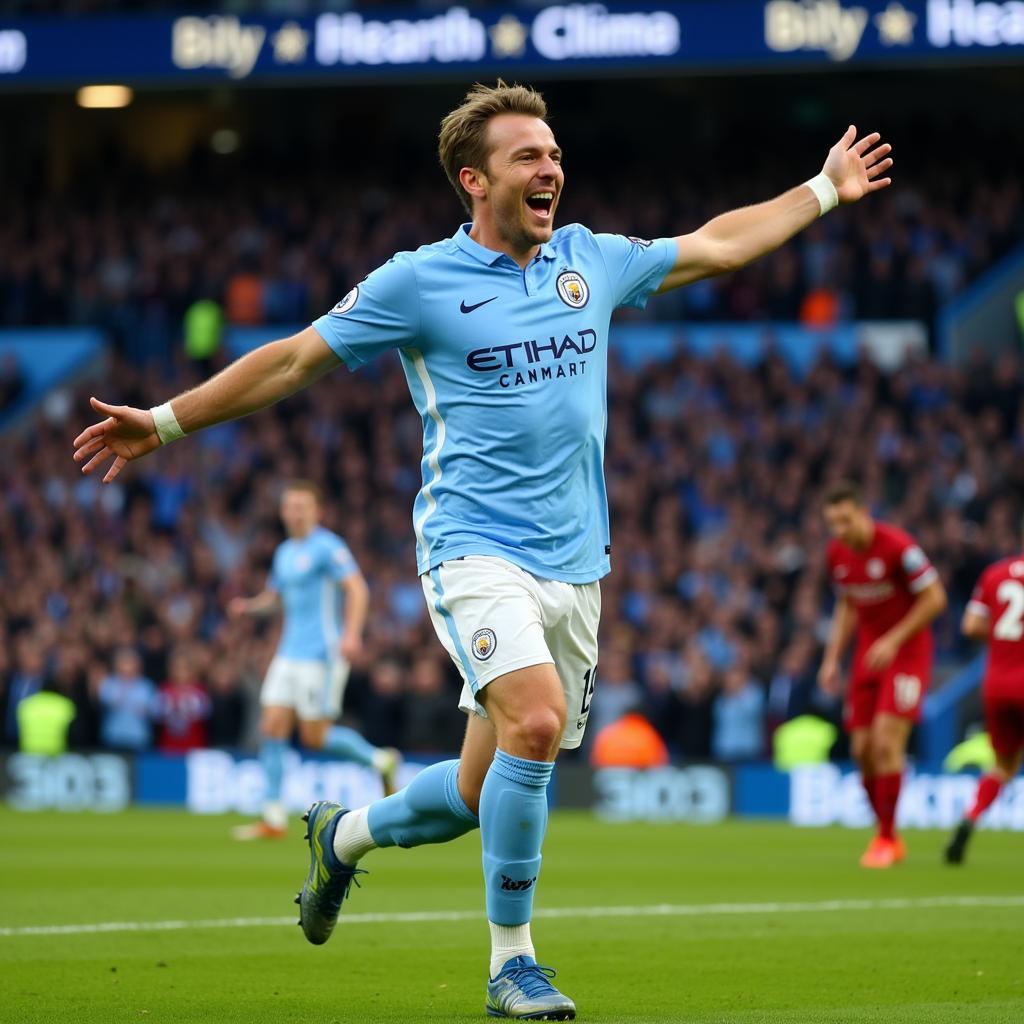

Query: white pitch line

[2,895,1022,939]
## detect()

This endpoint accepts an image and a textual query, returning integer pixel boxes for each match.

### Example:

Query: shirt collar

[453,223,557,265]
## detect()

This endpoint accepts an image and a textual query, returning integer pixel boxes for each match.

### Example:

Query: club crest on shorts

[471,628,497,661]
[556,270,589,309]
[330,286,359,316]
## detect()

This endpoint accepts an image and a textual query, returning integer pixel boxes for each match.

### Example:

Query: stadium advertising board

[0,1,1021,86]
[1,753,131,812]
[789,764,1024,830]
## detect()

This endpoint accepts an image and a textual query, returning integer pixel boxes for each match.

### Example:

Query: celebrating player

[818,481,947,868]
[73,82,892,1019]
[228,480,399,840]
[945,538,1024,864]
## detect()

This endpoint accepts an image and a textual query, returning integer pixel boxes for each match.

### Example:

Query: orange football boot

[859,835,898,869]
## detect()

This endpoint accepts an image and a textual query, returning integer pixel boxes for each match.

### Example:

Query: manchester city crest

[556,270,589,309]
[471,628,497,661]
[330,286,359,316]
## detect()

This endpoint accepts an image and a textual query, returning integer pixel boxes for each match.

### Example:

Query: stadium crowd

[2,341,1021,761]
[1,164,1020,356]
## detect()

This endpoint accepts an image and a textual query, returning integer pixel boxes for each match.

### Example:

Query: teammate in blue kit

[228,479,400,841]
[73,82,892,1019]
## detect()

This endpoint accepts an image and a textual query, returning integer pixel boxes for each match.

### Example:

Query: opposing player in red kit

[945,539,1024,864]
[818,481,948,868]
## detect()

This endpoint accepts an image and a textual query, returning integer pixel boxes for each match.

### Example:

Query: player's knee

[503,707,564,761]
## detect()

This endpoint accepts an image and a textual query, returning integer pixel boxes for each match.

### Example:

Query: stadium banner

[1,752,132,812]
[8,753,1024,830]
[0,2,1022,87]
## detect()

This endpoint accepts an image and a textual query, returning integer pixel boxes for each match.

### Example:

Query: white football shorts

[421,555,601,749]
[260,657,350,721]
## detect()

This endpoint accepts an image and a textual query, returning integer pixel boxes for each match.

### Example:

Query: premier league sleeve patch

[555,270,590,309]
[330,286,359,316]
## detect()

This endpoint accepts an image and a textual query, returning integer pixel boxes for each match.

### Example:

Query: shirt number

[994,580,1024,642]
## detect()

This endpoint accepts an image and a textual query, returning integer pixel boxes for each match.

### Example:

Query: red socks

[873,773,902,840]
[968,774,1003,822]
[862,775,879,816]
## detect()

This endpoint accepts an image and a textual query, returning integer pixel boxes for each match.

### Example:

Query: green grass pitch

[1,808,1022,1023]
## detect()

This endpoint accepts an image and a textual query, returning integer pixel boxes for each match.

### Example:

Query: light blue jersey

[269,526,358,661]
[313,224,674,584]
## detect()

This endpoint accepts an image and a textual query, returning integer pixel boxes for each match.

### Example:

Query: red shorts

[985,693,1024,757]
[846,649,930,732]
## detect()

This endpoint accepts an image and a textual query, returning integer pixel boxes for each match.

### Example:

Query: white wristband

[150,402,185,445]
[804,173,839,216]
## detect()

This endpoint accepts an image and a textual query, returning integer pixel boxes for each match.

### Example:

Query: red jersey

[827,521,938,647]
[967,555,1024,699]
[156,681,211,753]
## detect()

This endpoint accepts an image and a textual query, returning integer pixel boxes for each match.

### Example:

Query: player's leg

[482,575,597,1020]
[946,701,1024,864]
[478,663,574,1020]
[234,656,296,839]
[850,726,876,818]
[858,712,913,868]
[296,661,401,795]
[330,713,490,867]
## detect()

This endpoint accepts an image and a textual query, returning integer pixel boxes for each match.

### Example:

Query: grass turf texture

[1,808,1021,1023]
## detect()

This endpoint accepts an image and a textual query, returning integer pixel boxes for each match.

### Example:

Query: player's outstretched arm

[73,327,340,483]
[657,125,893,292]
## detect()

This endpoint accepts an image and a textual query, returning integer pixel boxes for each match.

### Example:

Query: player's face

[479,114,564,251]
[280,490,319,537]
[824,500,866,546]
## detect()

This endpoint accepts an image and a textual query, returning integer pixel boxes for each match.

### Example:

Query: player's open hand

[864,633,901,672]
[72,397,161,483]
[822,125,893,204]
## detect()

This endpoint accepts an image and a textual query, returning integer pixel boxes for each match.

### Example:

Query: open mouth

[525,191,554,219]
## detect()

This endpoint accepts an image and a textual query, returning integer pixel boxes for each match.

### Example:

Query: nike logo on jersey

[460,296,498,314]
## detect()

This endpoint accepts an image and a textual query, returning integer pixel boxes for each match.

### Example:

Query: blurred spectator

[0,352,24,411]
[155,648,211,753]
[591,707,670,769]
[96,649,158,751]
[361,659,406,749]
[586,650,643,740]
[674,653,715,761]
[712,664,766,762]
[400,655,464,755]
[16,681,76,756]
[3,638,46,745]
[206,661,247,748]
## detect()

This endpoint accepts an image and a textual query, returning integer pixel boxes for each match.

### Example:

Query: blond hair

[283,479,322,504]
[438,80,548,215]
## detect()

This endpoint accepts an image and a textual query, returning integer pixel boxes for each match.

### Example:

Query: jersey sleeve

[311,254,419,369]
[897,537,938,594]
[966,569,993,619]
[592,233,676,310]
[267,549,282,592]
[323,535,358,582]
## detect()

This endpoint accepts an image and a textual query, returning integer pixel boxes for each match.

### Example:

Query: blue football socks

[260,737,288,803]
[367,758,479,848]
[479,750,554,926]
[323,725,379,768]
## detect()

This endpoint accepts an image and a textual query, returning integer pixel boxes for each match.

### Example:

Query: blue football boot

[486,955,576,1020]
[294,801,365,945]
